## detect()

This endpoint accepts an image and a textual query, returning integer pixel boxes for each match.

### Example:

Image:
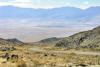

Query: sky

[0,0,100,9]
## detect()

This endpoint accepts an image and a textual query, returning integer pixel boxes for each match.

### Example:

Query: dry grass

[0,45,100,67]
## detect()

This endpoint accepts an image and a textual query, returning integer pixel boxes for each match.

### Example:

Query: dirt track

[29,48,100,56]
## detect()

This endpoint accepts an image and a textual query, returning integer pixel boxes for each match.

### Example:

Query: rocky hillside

[0,38,24,46]
[35,37,62,45]
[55,26,100,49]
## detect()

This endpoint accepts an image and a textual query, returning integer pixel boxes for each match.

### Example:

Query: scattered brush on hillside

[55,26,100,49]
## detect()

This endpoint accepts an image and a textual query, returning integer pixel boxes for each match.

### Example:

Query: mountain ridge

[35,26,100,49]
[0,38,25,46]
[55,26,100,49]
[0,6,100,20]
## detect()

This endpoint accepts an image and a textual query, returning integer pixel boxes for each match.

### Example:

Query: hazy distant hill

[38,37,62,44]
[56,26,100,49]
[34,37,62,45]
[0,38,24,46]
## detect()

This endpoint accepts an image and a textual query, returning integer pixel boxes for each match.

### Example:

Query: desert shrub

[70,53,76,55]
[34,60,40,66]
[16,60,27,67]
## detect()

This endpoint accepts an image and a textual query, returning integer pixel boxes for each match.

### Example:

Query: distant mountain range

[0,6,100,21]
[0,6,100,27]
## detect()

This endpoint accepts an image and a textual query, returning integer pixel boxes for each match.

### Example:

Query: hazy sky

[0,0,100,9]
